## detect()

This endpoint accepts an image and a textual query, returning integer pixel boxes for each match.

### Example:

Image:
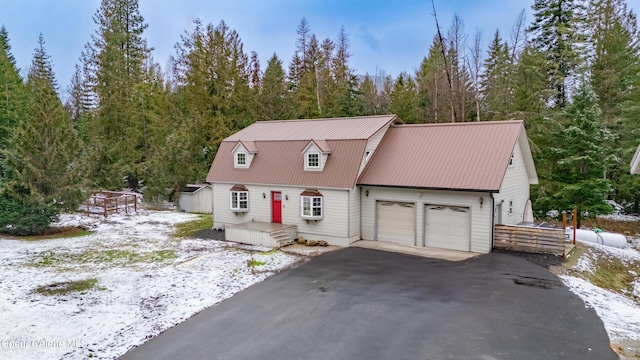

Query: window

[509,200,513,214]
[300,190,323,219]
[365,150,373,162]
[230,185,249,212]
[306,152,320,168]
[235,152,247,167]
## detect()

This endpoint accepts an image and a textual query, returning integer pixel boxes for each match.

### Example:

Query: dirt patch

[492,249,563,268]
[192,228,225,241]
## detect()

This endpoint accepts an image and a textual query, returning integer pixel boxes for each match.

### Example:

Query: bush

[0,194,59,236]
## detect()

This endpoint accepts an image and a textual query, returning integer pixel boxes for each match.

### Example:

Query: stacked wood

[493,224,565,255]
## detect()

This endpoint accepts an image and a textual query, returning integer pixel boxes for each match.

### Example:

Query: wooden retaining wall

[493,224,566,255]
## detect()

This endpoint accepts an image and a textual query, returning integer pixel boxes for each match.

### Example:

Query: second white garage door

[425,205,470,251]
[376,201,415,246]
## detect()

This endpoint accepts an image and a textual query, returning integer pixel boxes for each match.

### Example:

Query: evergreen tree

[4,35,83,210]
[390,72,420,123]
[481,30,514,121]
[0,26,27,184]
[527,0,585,108]
[258,54,290,120]
[532,82,616,217]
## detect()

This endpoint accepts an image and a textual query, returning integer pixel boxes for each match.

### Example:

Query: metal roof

[207,140,368,189]
[223,115,400,142]
[357,120,534,192]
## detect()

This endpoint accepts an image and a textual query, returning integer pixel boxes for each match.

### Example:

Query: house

[206,115,538,254]
[631,144,640,174]
[177,184,212,213]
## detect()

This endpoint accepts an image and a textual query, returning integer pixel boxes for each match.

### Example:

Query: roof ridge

[394,120,523,128]
[254,114,397,124]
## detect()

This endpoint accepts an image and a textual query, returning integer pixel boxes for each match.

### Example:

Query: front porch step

[270,229,294,247]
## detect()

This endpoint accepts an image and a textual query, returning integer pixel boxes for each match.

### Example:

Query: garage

[376,201,415,246]
[425,205,470,251]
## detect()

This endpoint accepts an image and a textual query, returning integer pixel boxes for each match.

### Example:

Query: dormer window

[307,152,320,168]
[365,150,373,162]
[509,153,514,167]
[235,152,247,167]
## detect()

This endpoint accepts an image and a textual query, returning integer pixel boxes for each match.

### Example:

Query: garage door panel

[425,205,470,251]
[377,201,415,246]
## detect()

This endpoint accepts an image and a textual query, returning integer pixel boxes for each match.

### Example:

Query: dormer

[232,141,257,169]
[302,139,331,171]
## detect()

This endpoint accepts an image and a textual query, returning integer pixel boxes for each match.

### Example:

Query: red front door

[271,192,282,223]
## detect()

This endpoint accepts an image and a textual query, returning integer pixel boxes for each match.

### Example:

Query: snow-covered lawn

[559,239,640,357]
[0,210,302,360]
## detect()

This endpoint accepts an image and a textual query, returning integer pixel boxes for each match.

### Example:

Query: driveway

[120,248,617,360]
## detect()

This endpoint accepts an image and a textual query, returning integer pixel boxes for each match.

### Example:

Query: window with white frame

[306,152,320,169]
[235,152,247,167]
[300,190,323,219]
[230,186,249,212]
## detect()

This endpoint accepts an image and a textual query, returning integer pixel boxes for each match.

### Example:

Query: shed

[177,184,212,213]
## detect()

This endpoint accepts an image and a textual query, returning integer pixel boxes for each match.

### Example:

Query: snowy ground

[0,210,302,360]
[559,239,640,357]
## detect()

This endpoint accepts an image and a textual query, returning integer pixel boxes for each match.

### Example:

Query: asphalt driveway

[120,248,617,360]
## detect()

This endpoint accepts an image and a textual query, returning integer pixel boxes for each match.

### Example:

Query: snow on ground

[0,210,302,360]
[560,240,640,344]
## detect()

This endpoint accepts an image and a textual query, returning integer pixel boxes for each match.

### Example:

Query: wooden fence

[493,224,566,255]
[85,190,137,217]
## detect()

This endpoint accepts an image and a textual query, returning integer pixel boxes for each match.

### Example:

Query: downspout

[359,186,363,240]
[347,189,351,242]
[490,193,495,252]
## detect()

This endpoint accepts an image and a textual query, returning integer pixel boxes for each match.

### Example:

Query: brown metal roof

[357,120,528,192]
[207,140,368,189]
[224,115,400,142]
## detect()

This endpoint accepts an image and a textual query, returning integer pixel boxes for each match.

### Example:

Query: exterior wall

[213,182,355,246]
[357,124,391,175]
[360,186,493,253]
[494,138,531,225]
[177,185,212,213]
[349,187,360,242]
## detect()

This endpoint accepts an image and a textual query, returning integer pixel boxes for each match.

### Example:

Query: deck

[225,221,297,248]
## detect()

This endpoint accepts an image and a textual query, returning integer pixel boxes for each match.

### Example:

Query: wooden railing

[493,224,566,255]
[85,190,137,217]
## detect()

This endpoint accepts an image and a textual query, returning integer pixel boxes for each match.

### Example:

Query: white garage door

[376,201,415,246]
[425,205,470,251]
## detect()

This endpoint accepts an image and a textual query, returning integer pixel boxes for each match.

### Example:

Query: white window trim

[365,150,373,162]
[508,153,514,168]
[230,191,249,212]
[235,151,247,168]
[300,196,323,219]
[306,152,320,169]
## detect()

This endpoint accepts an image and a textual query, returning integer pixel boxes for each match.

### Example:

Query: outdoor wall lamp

[262,192,266,199]
[479,197,484,207]
[285,195,289,201]
[365,190,369,197]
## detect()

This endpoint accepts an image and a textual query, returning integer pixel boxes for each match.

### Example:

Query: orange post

[562,211,567,230]
[572,207,577,245]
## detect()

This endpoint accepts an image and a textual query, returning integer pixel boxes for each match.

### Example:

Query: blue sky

[1,0,640,100]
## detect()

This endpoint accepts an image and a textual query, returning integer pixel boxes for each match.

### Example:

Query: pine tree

[533,82,616,217]
[0,26,27,184]
[481,30,514,121]
[258,54,290,120]
[527,0,585,108]
[390,72,420,123]
[83,0,152,190]
[5,35,83,210]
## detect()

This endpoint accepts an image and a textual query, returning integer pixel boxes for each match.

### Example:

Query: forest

[1,0,640,233]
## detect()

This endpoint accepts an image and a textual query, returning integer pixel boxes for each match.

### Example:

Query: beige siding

[177,185,212,213]
[360,186,493,253]
[494,138,531,225]
[213,183,353,246]
[349,187,360,241]
[357,124,391,175]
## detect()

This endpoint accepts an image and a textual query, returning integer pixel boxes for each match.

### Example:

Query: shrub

[0,193,59,236]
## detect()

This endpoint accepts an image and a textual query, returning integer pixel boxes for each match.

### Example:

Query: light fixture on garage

[416,192,422,198]
[479,197,484,207]
[365,190,369,197]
